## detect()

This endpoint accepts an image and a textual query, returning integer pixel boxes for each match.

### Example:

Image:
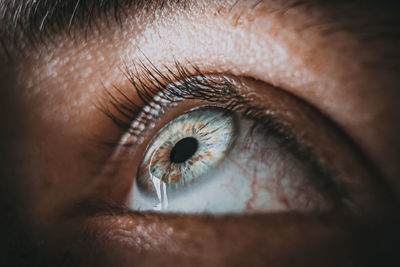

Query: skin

[0,0,399,266]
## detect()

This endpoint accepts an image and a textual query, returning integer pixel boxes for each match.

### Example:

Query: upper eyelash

[97,60,298,157]
[96,60,322,164]
[96,60,321,183]
[124,61,249,109]
[98,61,253,140]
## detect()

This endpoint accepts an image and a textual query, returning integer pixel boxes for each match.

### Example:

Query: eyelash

[98,61,296,149]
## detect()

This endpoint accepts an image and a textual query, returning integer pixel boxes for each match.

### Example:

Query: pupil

[170,137,199,164]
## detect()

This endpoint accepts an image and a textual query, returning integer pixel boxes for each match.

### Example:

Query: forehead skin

[0,0,400,266]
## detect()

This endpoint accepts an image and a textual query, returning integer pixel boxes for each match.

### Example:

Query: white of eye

[128,107,331,214]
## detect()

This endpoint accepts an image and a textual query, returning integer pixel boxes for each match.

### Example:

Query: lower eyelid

[72,210,397,267]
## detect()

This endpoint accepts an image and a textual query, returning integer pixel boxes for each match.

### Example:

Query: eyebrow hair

[1,0,400,62]
[0,0,173,57]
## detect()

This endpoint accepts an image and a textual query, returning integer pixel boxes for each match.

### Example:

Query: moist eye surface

[129,105,334,214]
[135,107,237,204]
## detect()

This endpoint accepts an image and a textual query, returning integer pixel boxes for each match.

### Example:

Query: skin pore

[1,0,399,266]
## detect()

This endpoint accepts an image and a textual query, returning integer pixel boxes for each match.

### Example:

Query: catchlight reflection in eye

[129,107,332,214]
[133,107,236,210]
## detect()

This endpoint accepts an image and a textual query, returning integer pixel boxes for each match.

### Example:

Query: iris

[135,107,237,210]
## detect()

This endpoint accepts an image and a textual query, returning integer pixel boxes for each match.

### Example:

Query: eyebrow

[1,0,400,60]
[0,0,346,53]
[0,0,171,56]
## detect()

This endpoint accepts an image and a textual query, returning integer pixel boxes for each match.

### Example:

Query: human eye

[96,62,381,215]
[1,1,400,266]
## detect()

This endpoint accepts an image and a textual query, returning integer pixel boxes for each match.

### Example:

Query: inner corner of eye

[124,105,335,215]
